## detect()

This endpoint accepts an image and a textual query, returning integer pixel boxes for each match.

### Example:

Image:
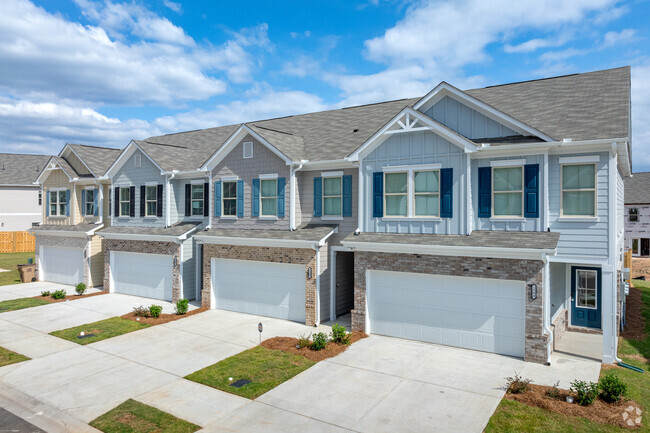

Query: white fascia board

[545,255,609,265]
[62,144,97,177]
[300,159,356,170]
[473,138,628,159]
[489,159,527,167]
[177,225,201,241]
[29,229,88,238]
[34,158,58,184]
[86,224,104,235]
[413,83,555,142]
[194,234,320,250]
[558,155,600,164]
[340,240,556,260]
[317,226,338,247]
[98,232,180,242]
[104,141,164,178]
[0,184,40,188]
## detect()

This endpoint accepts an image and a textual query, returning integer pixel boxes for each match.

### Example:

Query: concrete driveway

[0,281,78,301]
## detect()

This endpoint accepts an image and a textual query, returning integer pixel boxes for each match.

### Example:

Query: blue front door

[570,266,601,329]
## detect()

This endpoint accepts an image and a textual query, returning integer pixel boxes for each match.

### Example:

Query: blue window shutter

[372,172,383,218]
[65,189,70,216]
[45,190,49,216]
[81,189,86,216]
[93,188,99,216]
[313,177,322,217]
[236,180,244,217]
[214,181,221,217]
[440,168,453,218]
[277,177,286,217]
[342,175,352,217]
[524,164,539,218]
[478,167,491,218]
[252,178,260,217]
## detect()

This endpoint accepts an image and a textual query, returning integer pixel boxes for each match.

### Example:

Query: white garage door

[367,270,526,358]
[111,251,173,301]
[41,246,84,285]
[212,258,305,322]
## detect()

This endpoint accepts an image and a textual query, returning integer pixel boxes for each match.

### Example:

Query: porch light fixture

[529,284,537,300]
[307,267,312,280]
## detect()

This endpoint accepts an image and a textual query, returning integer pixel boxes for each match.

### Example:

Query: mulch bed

[33,291,107,304]
[506,384,642,429]
[121,307,207,325]
[261,331,367,362]
[621,286,646,341]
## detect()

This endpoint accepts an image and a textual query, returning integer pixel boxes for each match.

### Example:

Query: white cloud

[539,48,588,63]
[281,56,321,78]
[163,1,182,13]
[602,29,637,48]
[504,32,573,54]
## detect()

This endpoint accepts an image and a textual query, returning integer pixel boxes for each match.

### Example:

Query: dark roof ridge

[67,143,120,151]
[250,124,295,136]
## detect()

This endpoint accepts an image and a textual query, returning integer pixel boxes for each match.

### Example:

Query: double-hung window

[260,178,277,216]
[191,184,204,216]
[492,166,523,217]
[629,208,638,222]
[222,181,237,216]
[384,172,408,217]
[119,187,130,217]
[49,190,66,216]
[414,170,440,216]
[323,177,342,216]
[561,163,596,217]
[145,185,157,217]
[85,188,95,216]
[384,169,440,217]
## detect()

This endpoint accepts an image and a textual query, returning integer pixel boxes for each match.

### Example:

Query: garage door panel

[368,270,525,358]
[112,251,173,301]
[41,246,84,285]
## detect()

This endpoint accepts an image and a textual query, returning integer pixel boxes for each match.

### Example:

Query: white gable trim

[35,158,74,185]
[201,124,294,171]
[59,144,96,177]
[347,107,477,162]
[103,141,164,178]
[413,82,555,142]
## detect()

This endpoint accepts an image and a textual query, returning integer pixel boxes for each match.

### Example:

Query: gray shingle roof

[624,172,650,204]
[99,221,200,237]
[52,156,83,179]
[197,224,337,242]
[0,153,51,186]
[66,144,122,176]
[30,223,101,233]
[342,230,560,250]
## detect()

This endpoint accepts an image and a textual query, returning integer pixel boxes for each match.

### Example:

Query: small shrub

[330,324,350,345]
[75,283,86,295]
[149,304,163,318]
[133,305,150,317]
[175,299,189,315]
[545,381,561,400]
[297,332,312,349]
[310,332,328,351]
[40,290,50,297]
[51,289,66,300]
[505,373,532,394]
[599,374,627,403]
[570,379,599,406]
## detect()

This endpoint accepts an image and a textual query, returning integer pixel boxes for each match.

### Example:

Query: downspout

[93,179,103,223]
[543,254,553,365]
[290,163,303,230]
[355,161,363,232]
[608,143,622,363]
[166,171,177,227]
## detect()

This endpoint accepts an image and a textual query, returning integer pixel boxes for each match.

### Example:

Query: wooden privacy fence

[0,231,35,253]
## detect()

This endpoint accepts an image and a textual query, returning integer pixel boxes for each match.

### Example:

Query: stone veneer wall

[103,239,182,301]
[202,244,318,325]
[352,252,547,364]
[35,235,90,286]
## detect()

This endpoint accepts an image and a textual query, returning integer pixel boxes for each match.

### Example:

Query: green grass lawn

[185,345,315,399]
[0,252,35,286]
[0,346,30,367]
[90,399,200,433]
[50,317,150,345]
[0,297,51,313]
[486,280,650,433]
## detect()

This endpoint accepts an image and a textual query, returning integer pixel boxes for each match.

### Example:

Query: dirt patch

[33,291,107,304]
[115,413,158,432]
[631,257,650,279]
[506,383,642,429]
[121,307,207,326]
[261,332,368,362]
[621,286,646,341]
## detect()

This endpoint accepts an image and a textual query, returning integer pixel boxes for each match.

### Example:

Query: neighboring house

[29,144,120,287]
[624,172,650,256]
[0,153,51,231]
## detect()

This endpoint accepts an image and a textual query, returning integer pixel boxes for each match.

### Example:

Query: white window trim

[118,186,131,217]
[560,162,597,218]
[321,171,344,178]
[259,173,278,179]
[259,177,278,217]
[382,167,441,219]
[219,176,239,182]
[491,165,524,218]
[243,141,253,159]
[190,179,205,184]
[134,153,142,167]
[144,185,157,217]
[84,188,96,217]
[190,183,205,217]
[383,163,441,173]
[559,155,600,164]
[489,159,527,167]
[322,176,343,218]
[84,186,95,190]
[145,181,158,186]
[221,180,238,218]
[48,189,67,217]
[575,269,598,310]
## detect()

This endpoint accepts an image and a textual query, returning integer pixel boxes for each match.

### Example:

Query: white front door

[40,246,84,285]
[111,251,173,301]
[211,258,305,322]
[367,270,526,358]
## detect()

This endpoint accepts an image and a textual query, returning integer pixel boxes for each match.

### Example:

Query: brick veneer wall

[352,252,548,364]
[202,244,318,325]
[35,234,90,286]
[103,239,181,301]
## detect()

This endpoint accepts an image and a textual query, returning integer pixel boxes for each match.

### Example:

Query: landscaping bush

[599,373,627,403]
[310,332,328,351]
[297,333,312,349]
[149,304,163,318]
[133,305,150,317]
[40,290,50,297]
[330,324,350,345]
[175,298,189,315]
[75,283,86,295]
[505,373,532,394]
[570,379,599,406]
[51,289,66,300]
[545,381,561,400]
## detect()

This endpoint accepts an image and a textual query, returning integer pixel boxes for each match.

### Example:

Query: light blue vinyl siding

[112,149,165,227]
[424,96,521,140]
[362,130,466,234]
[172,178,209,226]
[550,262,566,319]
[181,237,196,300]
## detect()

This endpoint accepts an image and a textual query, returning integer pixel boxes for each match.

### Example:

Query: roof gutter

[29,224,103,237]
[475,137,629,155]
[195,227,337,251]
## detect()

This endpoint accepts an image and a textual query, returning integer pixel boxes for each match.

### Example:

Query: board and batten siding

[297,168,358,246]
[361,130,466,234]
[423,96,522,140]
[172,178,209,227]
[0,186,41,231]
[43,169,75,225]
[181,238,196,300]
[210,135,290,230]
[112,149,166,228]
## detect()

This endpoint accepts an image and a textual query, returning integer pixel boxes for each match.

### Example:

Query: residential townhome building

[29,144,120,287]
[624,172,650,256]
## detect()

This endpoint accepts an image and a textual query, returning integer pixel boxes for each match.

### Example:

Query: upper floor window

[145,185,157,217]
[49,190,66,216]
[629,208,639,222]
[492,166,523,217]
[191,184,204,216]
[384,172,408,217]
[323,177,342,216]
[119,187,131,217]
[383,169,440,217]
[243,141,253,159]
[222,181,237,216]
[260,178,277,216]
[85,188,96,216]
[561,163,596,217]
[414,170,440,217]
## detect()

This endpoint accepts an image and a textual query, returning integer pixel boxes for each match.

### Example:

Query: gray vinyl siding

[298,168,358,246]
[112,149,166,228]
[181,238,196,300]
[424,96,521,140]
[548,152,610,258]
[172,178,210,226]
[210,135,290,230]
[472,154,546,232]
[361,130,466,234]
[550,262,566,319]
[319,244,330,322]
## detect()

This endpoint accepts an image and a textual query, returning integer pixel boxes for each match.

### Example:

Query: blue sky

[1,0,649,170]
